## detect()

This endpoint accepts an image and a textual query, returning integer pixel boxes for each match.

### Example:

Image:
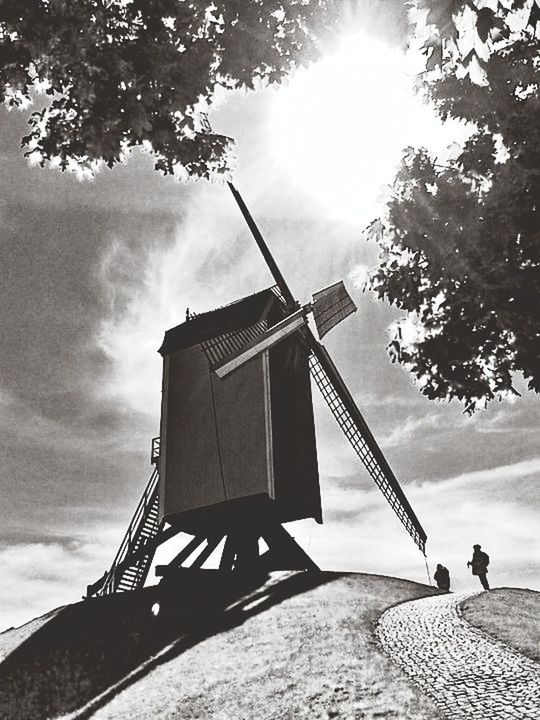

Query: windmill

[86,182,426,598]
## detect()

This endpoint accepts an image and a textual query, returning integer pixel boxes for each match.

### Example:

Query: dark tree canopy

[369,6,540,411]
[0,0,334,179]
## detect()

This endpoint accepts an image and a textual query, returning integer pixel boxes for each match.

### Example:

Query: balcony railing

[151,436,160,465]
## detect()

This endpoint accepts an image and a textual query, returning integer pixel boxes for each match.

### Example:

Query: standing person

[467,544,490,590]
[434,563,450,591]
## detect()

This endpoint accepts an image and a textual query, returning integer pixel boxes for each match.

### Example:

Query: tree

[412,0,540,82]
[367,2,540,411]
[0,0,333,179]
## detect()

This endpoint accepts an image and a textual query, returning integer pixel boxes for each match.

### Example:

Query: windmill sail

[307,335,427,554]
[222,180,427,555]
[201,318,269,369]
[312,281,357,339]
[214,308,307,379]
[213,282,356,379]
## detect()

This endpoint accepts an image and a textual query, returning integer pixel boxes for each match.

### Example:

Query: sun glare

[270,34,459,224]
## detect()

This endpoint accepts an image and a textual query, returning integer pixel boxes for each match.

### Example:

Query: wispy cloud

[291,455,540,592]
[0,385,148,458]
[382,411,447,448]
[93,186,271,417]
[354,390,430,409]
[0,532,118,630]
[424,456,540,489]
[470,405,540,436]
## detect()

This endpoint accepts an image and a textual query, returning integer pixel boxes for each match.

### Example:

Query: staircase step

[121,569,139,579]
[119,575,143,588]
[117,581,138,592]
[118,574,137,584]
[138,528,155,537]
[137,533,157,543]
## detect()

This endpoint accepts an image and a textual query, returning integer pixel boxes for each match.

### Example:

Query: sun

[270,33,455,224]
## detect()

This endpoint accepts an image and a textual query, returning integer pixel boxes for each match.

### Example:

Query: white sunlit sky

[1,8,539,631]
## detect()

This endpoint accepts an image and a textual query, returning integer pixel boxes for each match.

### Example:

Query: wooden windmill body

[157,287,322,570]
[86,182,427,598]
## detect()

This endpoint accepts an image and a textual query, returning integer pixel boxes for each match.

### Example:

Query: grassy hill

[0,607,65,664]
[461,587,540,663]
[0,571,444,720]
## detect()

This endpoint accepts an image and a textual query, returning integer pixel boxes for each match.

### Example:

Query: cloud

[470,404,540,436]
[0,387,96,454]
[93,186,271,418]
[289,455,540,593]
[406,457,540,590]
[355,389,431,409]
[382,410,447,448]
[424,456,540,490]
[0,532,119,631]
[0,384,149,459]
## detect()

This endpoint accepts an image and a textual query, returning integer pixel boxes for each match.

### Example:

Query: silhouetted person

[467,544,490,590]
[434,563,450,591]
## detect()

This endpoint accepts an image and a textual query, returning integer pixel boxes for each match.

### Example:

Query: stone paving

[376,591,540,720]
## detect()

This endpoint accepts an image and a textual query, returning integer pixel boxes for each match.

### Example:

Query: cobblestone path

[376,591,540,720]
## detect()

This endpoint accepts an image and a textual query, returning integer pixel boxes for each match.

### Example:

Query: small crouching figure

[467,544,490,590]
[434,563,450,592]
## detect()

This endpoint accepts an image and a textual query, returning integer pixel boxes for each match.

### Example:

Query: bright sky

[0,16,538,630]
[269,34,463,222]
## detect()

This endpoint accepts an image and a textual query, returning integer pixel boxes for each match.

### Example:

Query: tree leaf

[476,7,495,43]
[426,41,443,70]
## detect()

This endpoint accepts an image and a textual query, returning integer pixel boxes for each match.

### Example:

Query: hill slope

[0,606,65,663]
[0,571,443,720]
[461,588,540,663]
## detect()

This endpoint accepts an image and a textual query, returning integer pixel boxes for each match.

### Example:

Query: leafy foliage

[413,0,540,83]
[0,0,333,179]
[369,28,540,411]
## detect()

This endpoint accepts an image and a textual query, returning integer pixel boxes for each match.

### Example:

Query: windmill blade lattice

[308,340,426,554]
[201,319,268,368]
[312,280,357,339]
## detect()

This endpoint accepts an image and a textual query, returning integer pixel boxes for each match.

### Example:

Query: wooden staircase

[87,439,163,597]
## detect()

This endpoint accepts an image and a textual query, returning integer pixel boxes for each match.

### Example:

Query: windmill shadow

[0,570,339,720]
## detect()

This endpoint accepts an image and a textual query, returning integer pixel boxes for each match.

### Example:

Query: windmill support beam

[219,534,237,571]
[260,524,320,572]
[169,534,208,567]
[235,530,263,571]
[191,534,225,569]
[155,521,319,578]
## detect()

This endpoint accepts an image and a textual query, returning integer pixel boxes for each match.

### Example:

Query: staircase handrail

[100,465,160,594]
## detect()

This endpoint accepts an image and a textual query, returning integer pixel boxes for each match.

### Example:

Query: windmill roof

[159,287,281,356]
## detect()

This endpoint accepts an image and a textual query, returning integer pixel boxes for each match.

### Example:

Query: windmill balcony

[151,436,161,465]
